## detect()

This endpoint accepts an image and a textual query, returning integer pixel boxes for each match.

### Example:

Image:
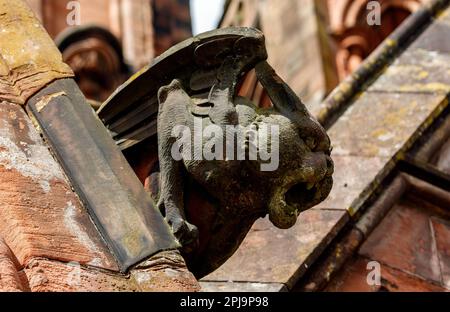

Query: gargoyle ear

[157,79,183,105]
[157,84,169,104]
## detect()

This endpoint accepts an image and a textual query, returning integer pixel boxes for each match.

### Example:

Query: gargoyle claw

[169,217,199,252]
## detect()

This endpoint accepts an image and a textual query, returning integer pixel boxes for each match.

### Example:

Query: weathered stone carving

[156,29,333,277]
[99,28,333,278]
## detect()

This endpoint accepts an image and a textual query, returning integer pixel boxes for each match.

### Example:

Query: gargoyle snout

[268,151,333,229]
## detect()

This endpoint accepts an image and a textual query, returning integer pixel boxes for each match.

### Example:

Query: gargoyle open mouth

[268,175,333,229]
[286,181,320,208]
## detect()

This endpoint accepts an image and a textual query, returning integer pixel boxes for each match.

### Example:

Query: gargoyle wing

[97,27,267,151]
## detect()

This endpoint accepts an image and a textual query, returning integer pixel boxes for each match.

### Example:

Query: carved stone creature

[155,30,333,277]
[98,28,333,277]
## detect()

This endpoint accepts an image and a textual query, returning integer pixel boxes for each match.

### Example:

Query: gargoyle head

[237,100,333,230]
[247,61,333,229]
[179,79,333,277]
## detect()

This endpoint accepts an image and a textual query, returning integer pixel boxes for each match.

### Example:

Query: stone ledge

[202,209,349,290]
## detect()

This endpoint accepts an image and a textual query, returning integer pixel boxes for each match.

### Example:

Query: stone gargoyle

[98,27,333,278]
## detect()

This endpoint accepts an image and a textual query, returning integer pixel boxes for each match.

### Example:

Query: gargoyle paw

[168,216,199,253]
